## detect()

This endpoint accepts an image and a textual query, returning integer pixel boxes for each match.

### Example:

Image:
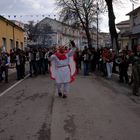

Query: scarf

[55,52,67,60]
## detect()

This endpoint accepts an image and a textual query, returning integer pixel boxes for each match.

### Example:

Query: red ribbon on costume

[55,51,69,60]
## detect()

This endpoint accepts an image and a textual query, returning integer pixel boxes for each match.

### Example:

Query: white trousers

[56,83,69,94]
[106,62,113,78]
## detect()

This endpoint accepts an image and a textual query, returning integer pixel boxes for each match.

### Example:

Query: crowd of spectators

[0,44,140,96]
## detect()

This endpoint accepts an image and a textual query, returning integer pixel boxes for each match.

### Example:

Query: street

[0,0,140,139]
[0,73,140,140]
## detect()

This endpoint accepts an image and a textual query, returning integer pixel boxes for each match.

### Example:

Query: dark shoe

[58,92,62,97]
[62,94,67,98]
[119,80,124,83]
[128,81,133,85]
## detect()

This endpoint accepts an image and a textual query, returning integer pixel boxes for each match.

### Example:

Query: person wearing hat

[49,40,77,98]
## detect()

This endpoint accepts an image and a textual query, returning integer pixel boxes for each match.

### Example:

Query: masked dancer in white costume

[49,40,77,98]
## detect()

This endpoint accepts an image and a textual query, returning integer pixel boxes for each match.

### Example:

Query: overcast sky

[0,0,139,32]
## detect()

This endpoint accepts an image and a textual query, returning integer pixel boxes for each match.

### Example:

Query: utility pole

[132,3,134,10]
[96,2,99,49]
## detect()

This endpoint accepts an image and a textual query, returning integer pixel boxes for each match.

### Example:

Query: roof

[41,16,79,29]
[126,6,140,15]
[0,15,25,32]
[39,16,97,34]
[116,20,130,26]
[120,31,131,37]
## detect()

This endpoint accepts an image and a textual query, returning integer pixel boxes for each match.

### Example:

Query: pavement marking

[0,74,30,97]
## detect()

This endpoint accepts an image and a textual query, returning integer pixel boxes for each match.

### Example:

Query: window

[10,39,14,49]
[133,16,137,26]
[16,41,19,49]
[2,38,6,51]
[21,42,23,50]
[133,13,138,26]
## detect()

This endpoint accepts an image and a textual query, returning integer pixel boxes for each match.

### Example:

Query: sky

[0,0,139,32]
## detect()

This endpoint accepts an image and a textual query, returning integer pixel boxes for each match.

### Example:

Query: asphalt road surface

[0,73,140,140]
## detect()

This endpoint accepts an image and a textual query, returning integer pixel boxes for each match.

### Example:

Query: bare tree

[25,21,37,41]
[25,21,53,47]
[56,0,105,48]
[34,23,53,47]
[104,0,139,52]
[56,0,139,51]
[104,0,119,51]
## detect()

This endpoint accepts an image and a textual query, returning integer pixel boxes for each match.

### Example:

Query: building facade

[99,32,111,48]
[11,20,28,48]
[116,20,130,50]
[35,17,97,49]
[127,6,140,52]
[0,16,25,53]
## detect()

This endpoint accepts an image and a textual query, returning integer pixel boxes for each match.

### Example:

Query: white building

[116,20,130,50]
[37,17,97,49]
[98,32,111,48]
[126,6,140,51]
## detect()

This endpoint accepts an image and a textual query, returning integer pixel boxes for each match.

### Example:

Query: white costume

[49,48,76,95]
[50,48,76,83]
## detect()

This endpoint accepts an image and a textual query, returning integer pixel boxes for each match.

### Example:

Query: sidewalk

[8,67,16,75]
[8,62,29,76]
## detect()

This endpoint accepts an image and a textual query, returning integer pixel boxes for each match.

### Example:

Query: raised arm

[67,48,76,57]
[67,40,76,57]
